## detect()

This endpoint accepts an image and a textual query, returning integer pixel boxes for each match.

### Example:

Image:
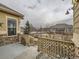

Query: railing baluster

[37,34,75,59]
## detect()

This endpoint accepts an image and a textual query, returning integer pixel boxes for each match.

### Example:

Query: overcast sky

[0,0,73,28]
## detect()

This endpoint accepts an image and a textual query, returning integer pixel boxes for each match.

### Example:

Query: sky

[0,0,73,28]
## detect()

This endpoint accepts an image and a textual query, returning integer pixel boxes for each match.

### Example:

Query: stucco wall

[0,11,7,34]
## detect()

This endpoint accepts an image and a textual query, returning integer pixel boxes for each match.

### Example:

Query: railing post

[74,47,79,59]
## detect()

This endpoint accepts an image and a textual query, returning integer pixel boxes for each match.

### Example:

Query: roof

[50,24,72,29]
[0,3,24,19]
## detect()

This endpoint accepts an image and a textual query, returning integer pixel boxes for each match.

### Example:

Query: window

[8,18,16,36]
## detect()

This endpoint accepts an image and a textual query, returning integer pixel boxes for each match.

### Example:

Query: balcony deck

[36,34,75,59]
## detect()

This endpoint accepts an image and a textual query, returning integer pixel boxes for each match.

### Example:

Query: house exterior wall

[72,2,79,47]
[0,11,21,36]
[0,11,6,33]
[72,1,79,58]
[73,3,79,34]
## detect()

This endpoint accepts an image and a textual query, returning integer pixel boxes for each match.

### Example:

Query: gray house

[50,24,73,34]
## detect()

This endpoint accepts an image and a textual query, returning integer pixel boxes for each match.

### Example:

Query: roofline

[0,3,24,19]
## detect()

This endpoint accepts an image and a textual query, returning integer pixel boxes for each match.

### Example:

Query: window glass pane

[8,18,16,36]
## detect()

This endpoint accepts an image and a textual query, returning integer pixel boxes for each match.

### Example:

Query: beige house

[0,3,24,36]
[72,0,79,58]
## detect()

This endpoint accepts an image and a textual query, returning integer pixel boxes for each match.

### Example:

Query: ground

[15,45,39,59]
[0,43,39,59]
[0,43,52,59]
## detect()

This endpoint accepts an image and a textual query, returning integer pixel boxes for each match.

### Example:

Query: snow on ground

[0,43,53,59]
[15,46,39,59]
[0,43,26,59]
[0,43,39,59]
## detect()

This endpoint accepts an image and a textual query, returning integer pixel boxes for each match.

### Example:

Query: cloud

[0,0,73,28]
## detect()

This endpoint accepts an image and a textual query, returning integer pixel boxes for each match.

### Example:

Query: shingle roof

[50,23,72,29]
[0,3,24,19]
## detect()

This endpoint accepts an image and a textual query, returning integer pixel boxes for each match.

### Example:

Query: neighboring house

[38,27,51,34]
[37,24,73,34]
[0,3,24,36]
[50,24,73,34]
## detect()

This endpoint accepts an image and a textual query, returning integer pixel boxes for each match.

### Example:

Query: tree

[24,20,31,34]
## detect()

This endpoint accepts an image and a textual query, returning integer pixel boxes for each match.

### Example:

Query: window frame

[7,16,17,36]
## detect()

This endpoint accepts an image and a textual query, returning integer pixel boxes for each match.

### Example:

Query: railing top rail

[38,37,74,44]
